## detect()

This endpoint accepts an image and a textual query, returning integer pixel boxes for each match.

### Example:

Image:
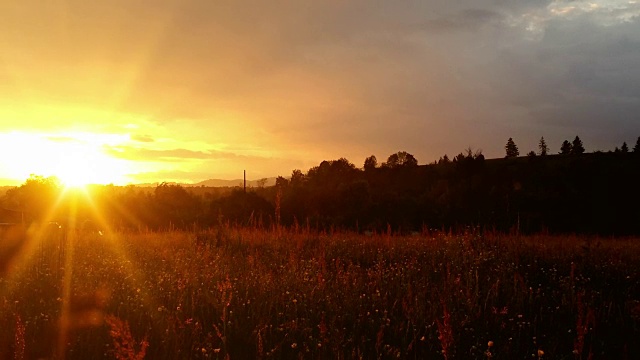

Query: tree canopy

[363,155,378,171]
[383,151,418,168]
[571,136,585,154]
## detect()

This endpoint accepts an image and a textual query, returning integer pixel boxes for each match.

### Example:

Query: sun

[0,131,133,186]
[55,152,104,188]
[52,139,132,188]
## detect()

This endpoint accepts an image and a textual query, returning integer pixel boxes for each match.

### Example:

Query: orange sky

[1,1,639,185]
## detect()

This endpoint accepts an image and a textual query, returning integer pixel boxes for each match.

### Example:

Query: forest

[2,136,639,236]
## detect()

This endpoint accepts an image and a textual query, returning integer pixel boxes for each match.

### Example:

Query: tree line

[1,136,640,235]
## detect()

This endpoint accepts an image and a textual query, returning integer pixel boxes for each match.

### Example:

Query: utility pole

[243,170,246,193]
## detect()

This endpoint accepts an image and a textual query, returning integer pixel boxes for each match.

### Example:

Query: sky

[0,0,639,185]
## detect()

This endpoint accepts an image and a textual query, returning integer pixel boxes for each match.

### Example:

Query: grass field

[1,226,639,359]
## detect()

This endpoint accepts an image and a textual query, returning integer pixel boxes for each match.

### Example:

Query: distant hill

[190,177,277,188]
[133,177,277,188]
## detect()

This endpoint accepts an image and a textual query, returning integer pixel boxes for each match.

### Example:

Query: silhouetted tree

[275,176,289,188]
[634,137,640,153]
[505,138,519,158]
[527,151,536,157]
[453,152,465,163]
[538,137,548,156]
[560,140,572,154]
[621,142,629,153]
[257,178,268,188]
[290,169,305,187]
[464,147,484,160]
[211,189,274,226]
[438,155,451,164]
[154,183,201,228]
[363,155,378,171]
[383,151,418,168]
[3,175,61,222]
[571,136,585,154]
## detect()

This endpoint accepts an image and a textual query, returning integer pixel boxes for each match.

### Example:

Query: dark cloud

[418,8,504,33]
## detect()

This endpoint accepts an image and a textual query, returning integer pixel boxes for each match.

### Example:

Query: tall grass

[1,227,639,359]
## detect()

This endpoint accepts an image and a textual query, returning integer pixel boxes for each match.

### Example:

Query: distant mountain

[190,177,277,188]
[132,177,278,188]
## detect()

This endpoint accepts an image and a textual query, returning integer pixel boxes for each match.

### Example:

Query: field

[1,226,640,359]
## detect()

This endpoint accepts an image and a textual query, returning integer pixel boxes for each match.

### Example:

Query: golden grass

[1,227,639,359]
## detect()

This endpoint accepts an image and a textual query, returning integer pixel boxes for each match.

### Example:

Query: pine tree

[505,138,519,158]
[571,136,585,154]
[634,137,640,153]
[560,140,572,154]
[621,142,629,153]
[538,136,548,156]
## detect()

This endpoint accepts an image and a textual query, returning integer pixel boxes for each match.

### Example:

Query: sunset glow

[0,132,133,186]
[0,0,638,186]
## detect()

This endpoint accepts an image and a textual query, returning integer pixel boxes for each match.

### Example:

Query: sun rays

[0,181,160,359]
[0,131,135,187]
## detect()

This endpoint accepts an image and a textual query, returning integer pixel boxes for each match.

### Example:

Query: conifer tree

[560,140,572,154]
[571,136,585,154]
[505,138,519,158]
[634,137,640,153]
[538,136,548,156]
[621,142,629,153]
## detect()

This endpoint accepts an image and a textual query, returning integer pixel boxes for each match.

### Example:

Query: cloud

[130,134,155,143]
[1,0,639,178]
[418,8,504,33]
[105,146,219,161]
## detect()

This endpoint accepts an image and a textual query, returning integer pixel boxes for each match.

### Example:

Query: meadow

[1,226,639,359]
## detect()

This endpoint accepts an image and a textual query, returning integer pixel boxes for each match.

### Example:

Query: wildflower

[538,349,544,357]
[291,342,298,349]
[488,341,494,348]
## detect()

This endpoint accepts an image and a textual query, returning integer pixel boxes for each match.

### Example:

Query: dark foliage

[210,189,274,226]
[2,148,640,236]
[571,136,585,154]
[363,155,378,171]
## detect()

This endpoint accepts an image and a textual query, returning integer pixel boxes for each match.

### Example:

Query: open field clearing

[1,228,640,359]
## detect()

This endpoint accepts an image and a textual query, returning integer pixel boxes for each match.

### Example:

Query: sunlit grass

[1,228,640,358]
